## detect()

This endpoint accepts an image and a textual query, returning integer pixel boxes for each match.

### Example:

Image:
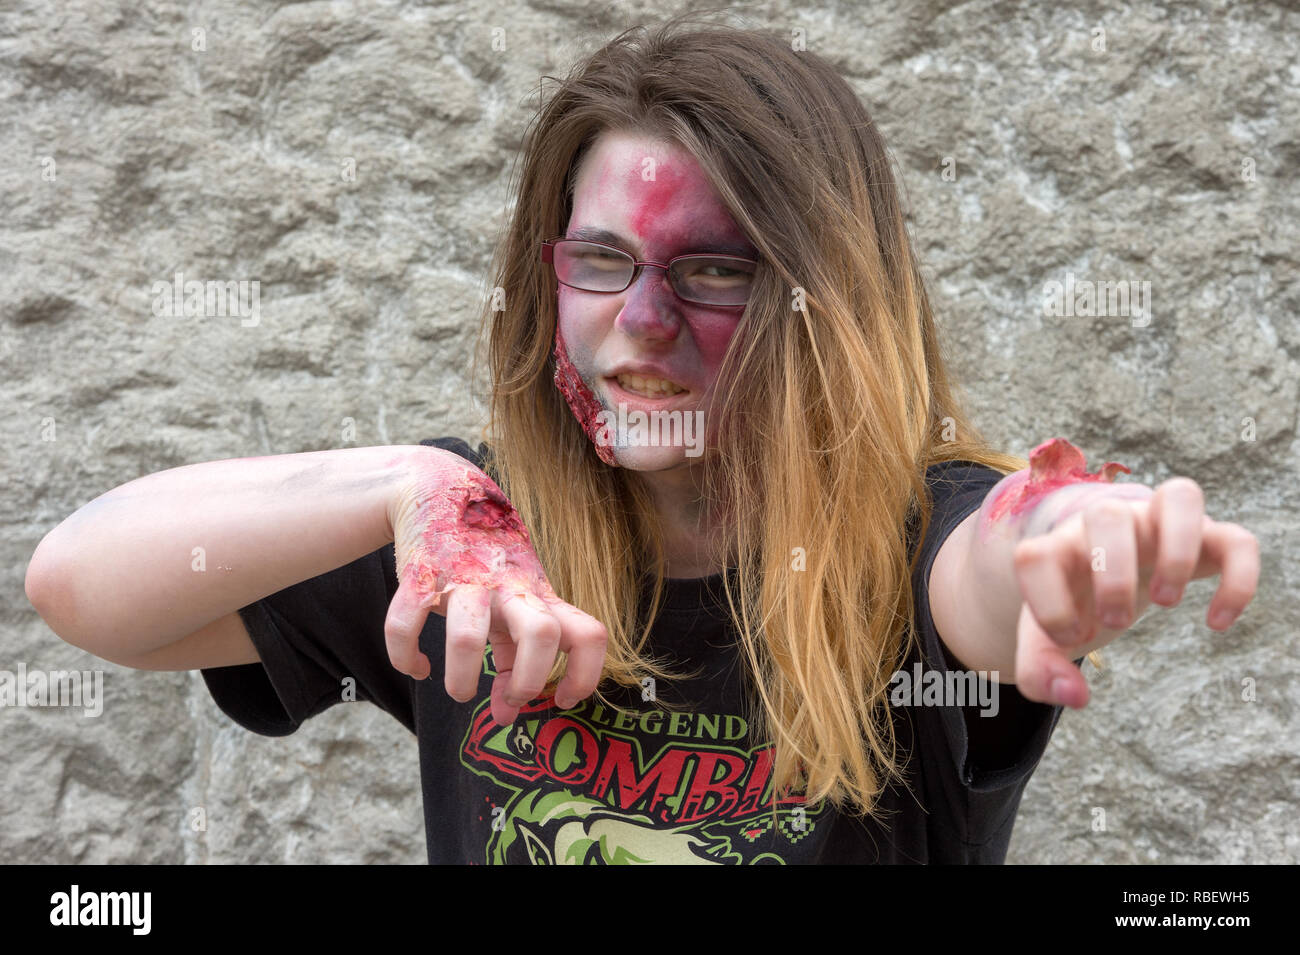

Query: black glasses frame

[540,237,757,309]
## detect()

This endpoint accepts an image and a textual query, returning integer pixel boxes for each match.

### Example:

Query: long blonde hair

[472,15,1093,816]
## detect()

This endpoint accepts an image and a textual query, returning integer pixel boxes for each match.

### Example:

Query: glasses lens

[550,241,756,306]
[670,256,756,306]
[553,241,633,292]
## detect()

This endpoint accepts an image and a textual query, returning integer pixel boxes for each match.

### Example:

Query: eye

[679,258,755,288]
[581,252,626,271]
[570,246,627,268]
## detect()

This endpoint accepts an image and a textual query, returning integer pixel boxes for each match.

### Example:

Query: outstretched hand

[1009,476,1260,708]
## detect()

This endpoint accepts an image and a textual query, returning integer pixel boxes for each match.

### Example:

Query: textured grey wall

[4,0,1296,864]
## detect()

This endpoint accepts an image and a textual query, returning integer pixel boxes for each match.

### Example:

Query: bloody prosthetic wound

[553,330,617,466]
[985,437,1132,528]
[394,460,552,611]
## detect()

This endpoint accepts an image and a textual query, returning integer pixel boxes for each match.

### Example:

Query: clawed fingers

[384,576,434,680]
[1147,477,1205,607]
[1082,498,1142,631]
[444,585,491,702]
[1013,531,1089,647]
[543,599,609,710]
[476,588,608,726]
[1010,483,1259,712]
[496,590,562,710]
[1198,520,1260,631]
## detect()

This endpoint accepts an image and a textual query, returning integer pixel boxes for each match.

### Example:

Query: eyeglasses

[541,237,758,308]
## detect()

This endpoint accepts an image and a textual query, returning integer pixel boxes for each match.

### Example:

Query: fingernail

[554,695,572,710]
[1209,608,1236,629]
[1153,582,1179,604]
[1103,610,1127,629]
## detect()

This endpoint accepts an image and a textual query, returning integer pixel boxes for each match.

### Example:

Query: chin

[608,444,699,471]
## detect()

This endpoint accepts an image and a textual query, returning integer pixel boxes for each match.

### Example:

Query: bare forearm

[25,444,441,661]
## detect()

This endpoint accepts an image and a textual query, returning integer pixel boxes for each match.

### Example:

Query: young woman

[26,19,1258,864]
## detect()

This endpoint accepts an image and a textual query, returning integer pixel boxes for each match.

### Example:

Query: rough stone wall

[3,1,1296,864]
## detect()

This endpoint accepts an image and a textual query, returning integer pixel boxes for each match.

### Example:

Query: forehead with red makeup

[570,133,754,259]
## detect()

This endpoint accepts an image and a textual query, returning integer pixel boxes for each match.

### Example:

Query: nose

[614,264,683,342]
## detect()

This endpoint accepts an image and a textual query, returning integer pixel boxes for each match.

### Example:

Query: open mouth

[610,373,688,399]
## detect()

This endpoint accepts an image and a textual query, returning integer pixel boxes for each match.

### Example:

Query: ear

[520,825,553,864]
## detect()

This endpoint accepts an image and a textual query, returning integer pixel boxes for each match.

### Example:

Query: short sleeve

[904,460,1078,856]
[199,435,490,736]
[200,544,411,735]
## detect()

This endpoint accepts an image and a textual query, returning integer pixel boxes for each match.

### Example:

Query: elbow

[26,534,156,670]
[25,533,86,647]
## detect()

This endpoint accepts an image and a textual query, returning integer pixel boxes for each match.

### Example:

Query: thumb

[384,577,433,679]
[1014,602,1090,709]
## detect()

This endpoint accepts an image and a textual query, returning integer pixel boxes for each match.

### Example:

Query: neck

[631,464,729,579]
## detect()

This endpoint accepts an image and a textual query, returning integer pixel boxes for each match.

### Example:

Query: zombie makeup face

[552,130,758,471]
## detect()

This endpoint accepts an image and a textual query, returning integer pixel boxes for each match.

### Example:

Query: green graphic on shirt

[459,658,824,864]
[492,790,737,864]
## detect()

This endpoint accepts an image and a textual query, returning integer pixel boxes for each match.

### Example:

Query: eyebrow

[565,226,756,259]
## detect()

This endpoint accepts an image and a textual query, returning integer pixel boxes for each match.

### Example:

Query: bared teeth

[616,373,685,397]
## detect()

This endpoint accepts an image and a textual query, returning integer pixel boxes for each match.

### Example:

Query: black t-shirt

[201,436,1076,864]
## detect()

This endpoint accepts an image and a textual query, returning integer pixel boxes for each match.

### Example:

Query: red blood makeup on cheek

[398,465,551,609]
[553,328,617,466]
[680,309,738,366]
[985,437,1132,524]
